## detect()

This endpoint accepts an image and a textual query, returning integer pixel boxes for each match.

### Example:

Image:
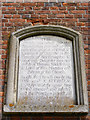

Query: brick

[52,11,59,14]
[81,27,89,31]
[84,50,90,54]
[67,22,75,27]
[0,50,7,54]
[87,75,90,80]
[58,10,68,14]
[62,19,77,22]
[22,15,30,19]
[0,98,3,103]
[2,31,10,36]
[14,22,23,27]
[32,22,43,26]
[4,15,12,18]
[36,3,44,7]
[42,7,49,10]
[52,10,68,14]
[0,75,5,79]
[67,3,77,6]
[13,15,20,18]
[0,41,3,44]
[35,11,50,14]
[0,60,5,66]
[0,69,4,75]
[42,19,49,24]
[77,7,88,10]
[50,6,58,10]
[2,7,7,11]
[86,64,90,69]
[77,22,85,26]
[0,47,7,54]
[48,14,56,18]
[31,14,39,18]
[8,28,14,31]
[20,3,36,6]
[63,3,68,6]
[83,31,89,35]
[33,7,41,10]
[3,3,19,6]
[0,92,4,96]
[9,19,25,23]
[65,14,73,18]
[70,10,85,14]
[81,3,88,6]
[5,23,13,27]
[48,19,61,23]
[2,45,7,49]
[1,55,7,59]
[88,91,90,97]
[87,81,90,86]
[67,7,75,10]
[74,15,82,18]
[86,11,90,14]
[2,11,17,14]
[40,15,47,18]
[85,55,90,60]
[8,7,15,10]
[0,103,2,108]
[16,7,24,10]
[31,19,42,23]
[25,7,32,10]
[2,19,8,22]
[83,15,90,18]
[85,60,90,64]
[59,7,66,10]
[2,27,7,31]
[56,14,64,18]
[18,11,33,14]
[54,3,61,7]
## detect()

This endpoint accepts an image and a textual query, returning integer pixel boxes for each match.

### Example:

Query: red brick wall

[0,1,90,120]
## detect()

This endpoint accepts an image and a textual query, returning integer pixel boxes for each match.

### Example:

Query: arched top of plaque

[12,25,81,40]
[4,25,88,114]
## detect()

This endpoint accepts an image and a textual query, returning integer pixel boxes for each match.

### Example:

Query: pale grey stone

[4,25,88,114]
[18,36,75,109]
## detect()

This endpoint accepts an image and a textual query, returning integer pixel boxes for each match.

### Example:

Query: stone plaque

[18,35,75,111]
[4,26,88,113]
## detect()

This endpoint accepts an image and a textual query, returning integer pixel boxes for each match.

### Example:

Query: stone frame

[3,25,88,113]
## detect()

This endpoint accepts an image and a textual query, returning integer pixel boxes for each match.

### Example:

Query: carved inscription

[18,35,75,111]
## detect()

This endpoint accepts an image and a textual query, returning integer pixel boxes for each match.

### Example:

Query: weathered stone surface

[18,36,75,111]
[4,25,88,113]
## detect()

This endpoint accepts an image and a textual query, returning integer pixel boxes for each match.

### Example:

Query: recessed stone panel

[18,36,75,111]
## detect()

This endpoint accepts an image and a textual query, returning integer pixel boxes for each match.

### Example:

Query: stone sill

[3,105,88,114]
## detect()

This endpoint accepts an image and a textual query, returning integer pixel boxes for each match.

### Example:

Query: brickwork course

[0,0,90,120]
